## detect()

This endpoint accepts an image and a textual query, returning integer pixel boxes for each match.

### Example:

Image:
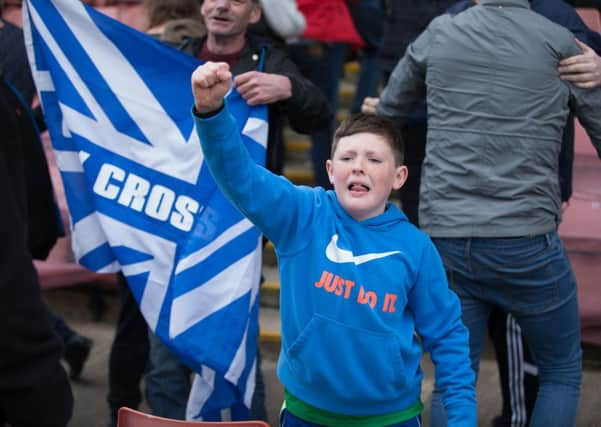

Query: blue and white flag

[23,0,268,420]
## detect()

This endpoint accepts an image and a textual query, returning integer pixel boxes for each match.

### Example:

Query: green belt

[283,389,423,427]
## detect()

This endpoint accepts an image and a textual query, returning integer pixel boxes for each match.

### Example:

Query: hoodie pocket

[286,314,407,404]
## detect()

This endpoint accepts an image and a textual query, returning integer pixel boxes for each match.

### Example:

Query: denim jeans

[429,232,582,427]
[280,408,421,427]
[145,330,191,419]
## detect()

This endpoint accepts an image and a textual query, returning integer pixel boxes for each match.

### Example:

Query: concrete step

[285,138,310,153]
[259,306,281,345]
[282,165,314,185]
[339,81,357,108]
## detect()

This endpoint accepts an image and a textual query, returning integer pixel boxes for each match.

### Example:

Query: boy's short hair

[332,113,405,166]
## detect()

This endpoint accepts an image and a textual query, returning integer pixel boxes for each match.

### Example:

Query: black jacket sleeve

[263,47,332,134]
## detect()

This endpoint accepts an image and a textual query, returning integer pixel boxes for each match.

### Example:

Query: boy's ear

[392,165,409,191]
[326,159,334,185]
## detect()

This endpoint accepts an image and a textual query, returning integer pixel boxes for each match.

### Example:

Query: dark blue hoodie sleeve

[531,0,601,53]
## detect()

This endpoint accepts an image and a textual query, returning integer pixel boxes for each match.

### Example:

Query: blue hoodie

[194,107,476,425]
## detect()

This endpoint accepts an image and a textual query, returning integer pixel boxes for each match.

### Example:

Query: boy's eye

[340,156,352,161]
[368,158,382,163]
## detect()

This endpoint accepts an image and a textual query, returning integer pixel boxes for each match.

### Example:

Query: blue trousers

[429,232,582,427]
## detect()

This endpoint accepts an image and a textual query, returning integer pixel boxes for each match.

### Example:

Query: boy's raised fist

[191,62,232,114]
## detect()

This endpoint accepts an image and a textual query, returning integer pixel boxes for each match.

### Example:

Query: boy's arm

[408,240,476,427]
[191,62,318,247]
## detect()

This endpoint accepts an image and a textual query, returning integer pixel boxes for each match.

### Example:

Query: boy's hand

[191,62,232,114]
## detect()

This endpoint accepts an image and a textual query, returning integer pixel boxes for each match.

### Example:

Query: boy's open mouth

[348,183,369,193]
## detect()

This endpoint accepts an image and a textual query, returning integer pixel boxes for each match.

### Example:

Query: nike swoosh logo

[325,234,400,265]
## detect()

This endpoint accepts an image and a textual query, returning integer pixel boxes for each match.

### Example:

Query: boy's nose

[351,160,365,174]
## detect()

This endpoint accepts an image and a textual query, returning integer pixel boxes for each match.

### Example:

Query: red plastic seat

[117,407,270,427]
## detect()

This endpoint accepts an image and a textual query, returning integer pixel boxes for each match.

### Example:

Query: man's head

[95,0,148,30]
[326,114,408,222]
[201,0,260,41]
[1,0,22,28]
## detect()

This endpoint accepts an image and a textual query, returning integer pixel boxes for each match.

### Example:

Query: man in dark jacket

[0,73,73,427]
[181,0,331,175]
[376,0,457,225]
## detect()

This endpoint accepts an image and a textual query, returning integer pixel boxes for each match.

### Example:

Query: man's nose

[214,0,230,8]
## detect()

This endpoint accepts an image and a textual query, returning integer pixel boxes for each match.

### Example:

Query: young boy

[191,62,476,427]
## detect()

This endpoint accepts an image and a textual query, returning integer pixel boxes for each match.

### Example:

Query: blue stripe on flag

[127,271,151,304]
[78,242,114,271]
[112,246,154,265]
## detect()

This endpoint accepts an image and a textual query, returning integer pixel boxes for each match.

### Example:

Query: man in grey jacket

[373,1,601,426]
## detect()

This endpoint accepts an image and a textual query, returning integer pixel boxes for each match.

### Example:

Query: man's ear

[392,165,409,191]
[249,4,262,25]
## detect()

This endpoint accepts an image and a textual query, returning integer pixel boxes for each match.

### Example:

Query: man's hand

[361,96,380,114]
[559,39,601,89]
[234,71,292,105]
[191,62,232,114]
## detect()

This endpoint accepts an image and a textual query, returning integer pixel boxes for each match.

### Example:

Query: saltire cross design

[23,0,268,420]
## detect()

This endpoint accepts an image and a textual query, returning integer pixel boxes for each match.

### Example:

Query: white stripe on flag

[186,367,216,421]
[242,117,268,148]
[121,260,154,277]
[225,237,262,385]
[34,70,54,92]
[54,150,84,173]
[170,248,261,338]
[97,260,120,273]
[175,218,254,275]
[243,358,257,409]
[71,213,110,263]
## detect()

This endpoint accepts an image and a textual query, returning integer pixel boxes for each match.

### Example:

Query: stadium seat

[576,8,601,33]
[117,407,270,427]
